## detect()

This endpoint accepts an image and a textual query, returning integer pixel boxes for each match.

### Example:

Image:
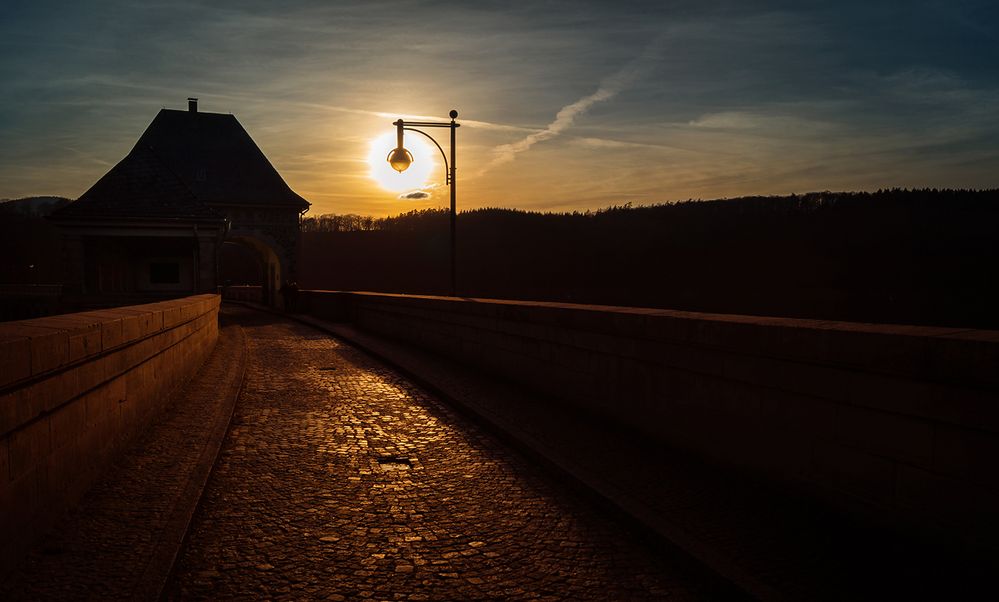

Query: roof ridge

[131,108,310,209]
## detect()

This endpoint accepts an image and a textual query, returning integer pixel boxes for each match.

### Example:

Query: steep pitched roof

[53,144,223,221]
[53,107,310,221]
[134,109,309,209]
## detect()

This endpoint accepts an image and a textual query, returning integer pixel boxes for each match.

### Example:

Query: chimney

[188,97,198,113]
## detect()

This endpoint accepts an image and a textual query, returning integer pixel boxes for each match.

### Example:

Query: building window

[149,262,180,284]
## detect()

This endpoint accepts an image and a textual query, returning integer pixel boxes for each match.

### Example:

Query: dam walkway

[3,304,992,601]
[2,305,734,601]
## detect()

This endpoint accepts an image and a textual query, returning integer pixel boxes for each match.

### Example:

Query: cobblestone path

[167,307,727,600]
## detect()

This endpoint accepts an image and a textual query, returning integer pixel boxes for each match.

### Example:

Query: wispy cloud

[477,36,665,175]
[330,105,539,134]
[286,102,538,133]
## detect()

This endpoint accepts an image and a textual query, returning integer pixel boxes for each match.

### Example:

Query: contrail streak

[479,37,665,175]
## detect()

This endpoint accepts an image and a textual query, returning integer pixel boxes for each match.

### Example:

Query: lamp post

[388,110,459,297]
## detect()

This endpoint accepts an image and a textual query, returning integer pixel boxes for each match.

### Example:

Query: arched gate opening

[220,235,285,307]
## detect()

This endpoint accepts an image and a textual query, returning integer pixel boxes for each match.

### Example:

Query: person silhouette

[280,280,299,312]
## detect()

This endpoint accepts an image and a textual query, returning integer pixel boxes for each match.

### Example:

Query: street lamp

[388,109,459,296]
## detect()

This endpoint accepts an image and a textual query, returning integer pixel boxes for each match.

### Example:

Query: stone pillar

[197,236,219,293]
[62,234,86,296]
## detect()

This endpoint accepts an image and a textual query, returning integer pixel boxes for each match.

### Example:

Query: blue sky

[1,0,997,215]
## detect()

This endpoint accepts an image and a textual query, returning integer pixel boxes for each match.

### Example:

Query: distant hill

[0,196,72,217]
[0,197,68,287]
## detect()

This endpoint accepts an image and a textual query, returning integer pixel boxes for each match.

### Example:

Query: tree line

[299,189,999,329]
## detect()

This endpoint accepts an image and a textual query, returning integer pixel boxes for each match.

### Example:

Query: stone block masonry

[0,294,220,574]
[301,290,999,552]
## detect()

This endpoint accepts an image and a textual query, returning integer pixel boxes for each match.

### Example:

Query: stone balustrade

[0,294,220,571]
[301,290,999,550]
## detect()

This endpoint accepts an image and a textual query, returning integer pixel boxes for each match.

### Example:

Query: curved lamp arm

[403,127,450,184]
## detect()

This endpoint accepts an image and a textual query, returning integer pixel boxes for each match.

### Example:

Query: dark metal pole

[449,109,457,297]
[389,112,458,296]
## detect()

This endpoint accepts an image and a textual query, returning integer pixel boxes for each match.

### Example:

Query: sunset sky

[2,0,997,216]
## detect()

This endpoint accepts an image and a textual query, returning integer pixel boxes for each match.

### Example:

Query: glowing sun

[367,131,436,193]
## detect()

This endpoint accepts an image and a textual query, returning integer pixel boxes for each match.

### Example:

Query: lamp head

[387,147,414,172]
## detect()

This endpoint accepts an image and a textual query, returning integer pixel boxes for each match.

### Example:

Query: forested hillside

[300,189,999,328]
[0,197,70,284]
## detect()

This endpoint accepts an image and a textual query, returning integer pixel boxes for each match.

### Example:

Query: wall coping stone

[303,291,999,390]
[0,295,219,391]
[307,290,979,336]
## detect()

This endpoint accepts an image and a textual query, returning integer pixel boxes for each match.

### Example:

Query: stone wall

[0,294,220,571]
[302,290,999,549]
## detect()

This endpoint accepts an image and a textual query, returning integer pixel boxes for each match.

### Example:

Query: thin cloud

[397,182,442,200]
[478,36,665,175]
[290,102,538,133]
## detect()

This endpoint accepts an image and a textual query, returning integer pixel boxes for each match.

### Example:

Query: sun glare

[368,132,436,193]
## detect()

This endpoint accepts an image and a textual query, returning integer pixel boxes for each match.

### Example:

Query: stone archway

[219,241,264,286]
[223,234,286,308]
[215,205,304,308]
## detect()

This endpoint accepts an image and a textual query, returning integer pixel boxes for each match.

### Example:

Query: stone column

[197,235,219,293]
[62,234,87,297]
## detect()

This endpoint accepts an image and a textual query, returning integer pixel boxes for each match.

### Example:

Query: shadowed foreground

[0,310,243,600]
[166,306,731,600]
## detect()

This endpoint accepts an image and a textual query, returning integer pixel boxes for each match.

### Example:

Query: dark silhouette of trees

[302,208,449,233]
[3,191,994,327]
[0,197,70,285]
[300,189,999,329]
